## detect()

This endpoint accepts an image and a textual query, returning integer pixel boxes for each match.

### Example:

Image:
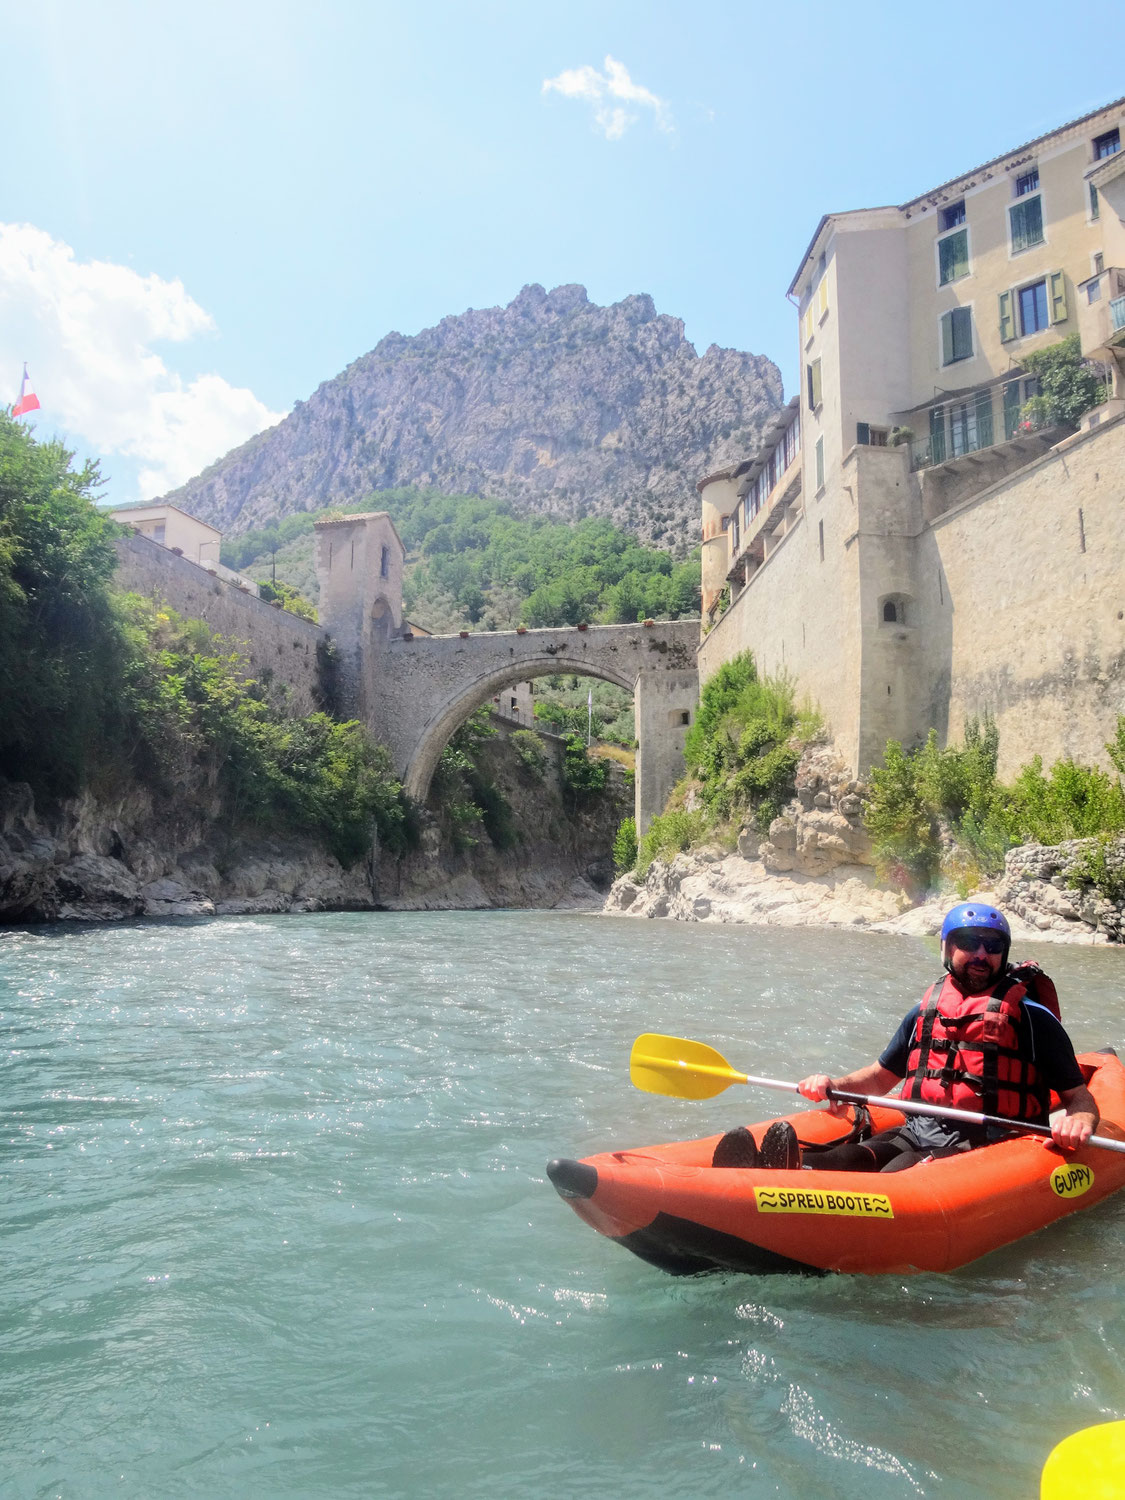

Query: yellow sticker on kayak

[754,1185,894,1219]
[1049,1162,1094,1199]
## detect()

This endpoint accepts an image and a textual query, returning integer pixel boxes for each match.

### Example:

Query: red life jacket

[903,973,1050,1123]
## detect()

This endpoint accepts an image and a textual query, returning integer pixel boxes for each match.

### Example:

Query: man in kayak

[782,902,1099,1173]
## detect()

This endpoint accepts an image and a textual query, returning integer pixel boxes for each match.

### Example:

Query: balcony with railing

[903,376,1069,475]
[727,449,802,593]
[1078,266,1125,359]
[896,375,1079,522]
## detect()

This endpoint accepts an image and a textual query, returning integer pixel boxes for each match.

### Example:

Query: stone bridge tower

[316,513,699,833]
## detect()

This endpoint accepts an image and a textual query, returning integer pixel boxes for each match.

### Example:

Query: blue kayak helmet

[940,901,1011,970]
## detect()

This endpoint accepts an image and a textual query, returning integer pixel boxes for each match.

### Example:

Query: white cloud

[0,223,285,499]
[542,55,672,140]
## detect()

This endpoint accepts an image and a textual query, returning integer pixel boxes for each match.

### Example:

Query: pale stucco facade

[109,502,223,567]
[702,101,1125,778]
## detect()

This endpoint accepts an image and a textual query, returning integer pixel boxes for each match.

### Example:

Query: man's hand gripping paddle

[629,1033,1125,1155]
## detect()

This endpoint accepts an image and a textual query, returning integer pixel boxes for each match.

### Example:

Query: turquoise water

[2,911,1124,1498]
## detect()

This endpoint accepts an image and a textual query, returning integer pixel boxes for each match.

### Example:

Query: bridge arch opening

[404,658,635,803]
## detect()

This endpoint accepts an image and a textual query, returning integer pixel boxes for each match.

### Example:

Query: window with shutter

[938,229,969,285]
[817,278,828,319]
[1010,196,1044,252]
[856,422,870,446]
[815,437,824,490]
[1090,183,1100,220]
[1048,271,1068,324]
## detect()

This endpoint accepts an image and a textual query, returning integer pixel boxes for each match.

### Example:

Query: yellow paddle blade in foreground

[1041,1421,1125,1499]
[629,1033,748,1101]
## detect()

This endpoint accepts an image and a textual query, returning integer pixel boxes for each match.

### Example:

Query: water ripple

[2,912,1125,1497]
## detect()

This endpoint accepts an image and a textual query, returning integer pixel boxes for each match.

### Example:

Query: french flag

[12,363,40,418]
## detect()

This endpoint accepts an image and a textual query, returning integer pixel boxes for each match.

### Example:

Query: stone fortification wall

[698,479,864,772]
[700,415,1125,780]
[914,413,1125,777]
[114,532,327,715]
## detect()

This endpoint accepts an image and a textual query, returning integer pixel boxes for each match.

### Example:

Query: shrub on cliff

[256,578,318,621]
[510,729,548,777]
[561,734,608,803]
[682,652,818,831]
[634,808,712,880]
[118,599,413,864]
[613,816,637,874]
[433,708,518,850]
[866,715,1125,892]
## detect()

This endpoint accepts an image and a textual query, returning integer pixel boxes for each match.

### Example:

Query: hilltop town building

[108,500,259,593]
[700,99,1125,778]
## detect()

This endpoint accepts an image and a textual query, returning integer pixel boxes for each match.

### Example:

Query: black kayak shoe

[760,1121,801,1170]
[711,1126,761,1168]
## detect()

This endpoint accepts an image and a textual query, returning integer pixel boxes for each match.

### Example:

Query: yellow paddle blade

[1041,1420,1125,1499]
[629,1033,748,1101]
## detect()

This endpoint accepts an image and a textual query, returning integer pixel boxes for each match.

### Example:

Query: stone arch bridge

[315,512,700,832]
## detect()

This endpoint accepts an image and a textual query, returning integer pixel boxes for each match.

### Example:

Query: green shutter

[939,229,968,285]
[810,360,822,409]
[1010,196,1044,253]
[1090,183,1100,220]
[998,290,1016,343]
[975,390,994,449]
[815,437,824,489]
[1049,270,1068,324]
[856,422,870,446]
[953,307,972,361]
[930,405,946,464]
[941,311,954,365]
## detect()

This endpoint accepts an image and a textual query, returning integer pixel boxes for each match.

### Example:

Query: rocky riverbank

[605,747,1125,944]
[0,724,627,924]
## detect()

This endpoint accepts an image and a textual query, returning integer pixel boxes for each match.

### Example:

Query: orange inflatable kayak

[547,1051,1125,1276]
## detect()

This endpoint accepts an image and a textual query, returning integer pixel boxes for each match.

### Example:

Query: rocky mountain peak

[159,284,783,551]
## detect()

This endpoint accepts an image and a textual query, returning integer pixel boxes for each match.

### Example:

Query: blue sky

[2,0,1121,504]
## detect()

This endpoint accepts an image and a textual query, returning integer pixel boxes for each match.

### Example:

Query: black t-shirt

[877,995,1085,1151]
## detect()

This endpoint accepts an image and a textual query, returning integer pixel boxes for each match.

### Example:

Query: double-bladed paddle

[629,1032,1125,1155]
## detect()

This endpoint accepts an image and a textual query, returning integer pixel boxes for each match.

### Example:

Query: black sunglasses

[948,929,1006,955]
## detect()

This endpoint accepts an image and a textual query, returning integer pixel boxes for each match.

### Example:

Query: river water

[2,911,1124,1498]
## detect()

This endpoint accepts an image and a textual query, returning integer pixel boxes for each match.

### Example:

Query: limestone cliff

[604,745,1125,943]
[159,284,782,552]
[0,722,630,924]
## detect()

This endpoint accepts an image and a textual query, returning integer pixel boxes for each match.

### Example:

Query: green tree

[0,412,125,793]
[257,578,318,620]
[1020,334,1107,429]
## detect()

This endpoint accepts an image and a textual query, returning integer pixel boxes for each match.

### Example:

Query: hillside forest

[220,488,701,634]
